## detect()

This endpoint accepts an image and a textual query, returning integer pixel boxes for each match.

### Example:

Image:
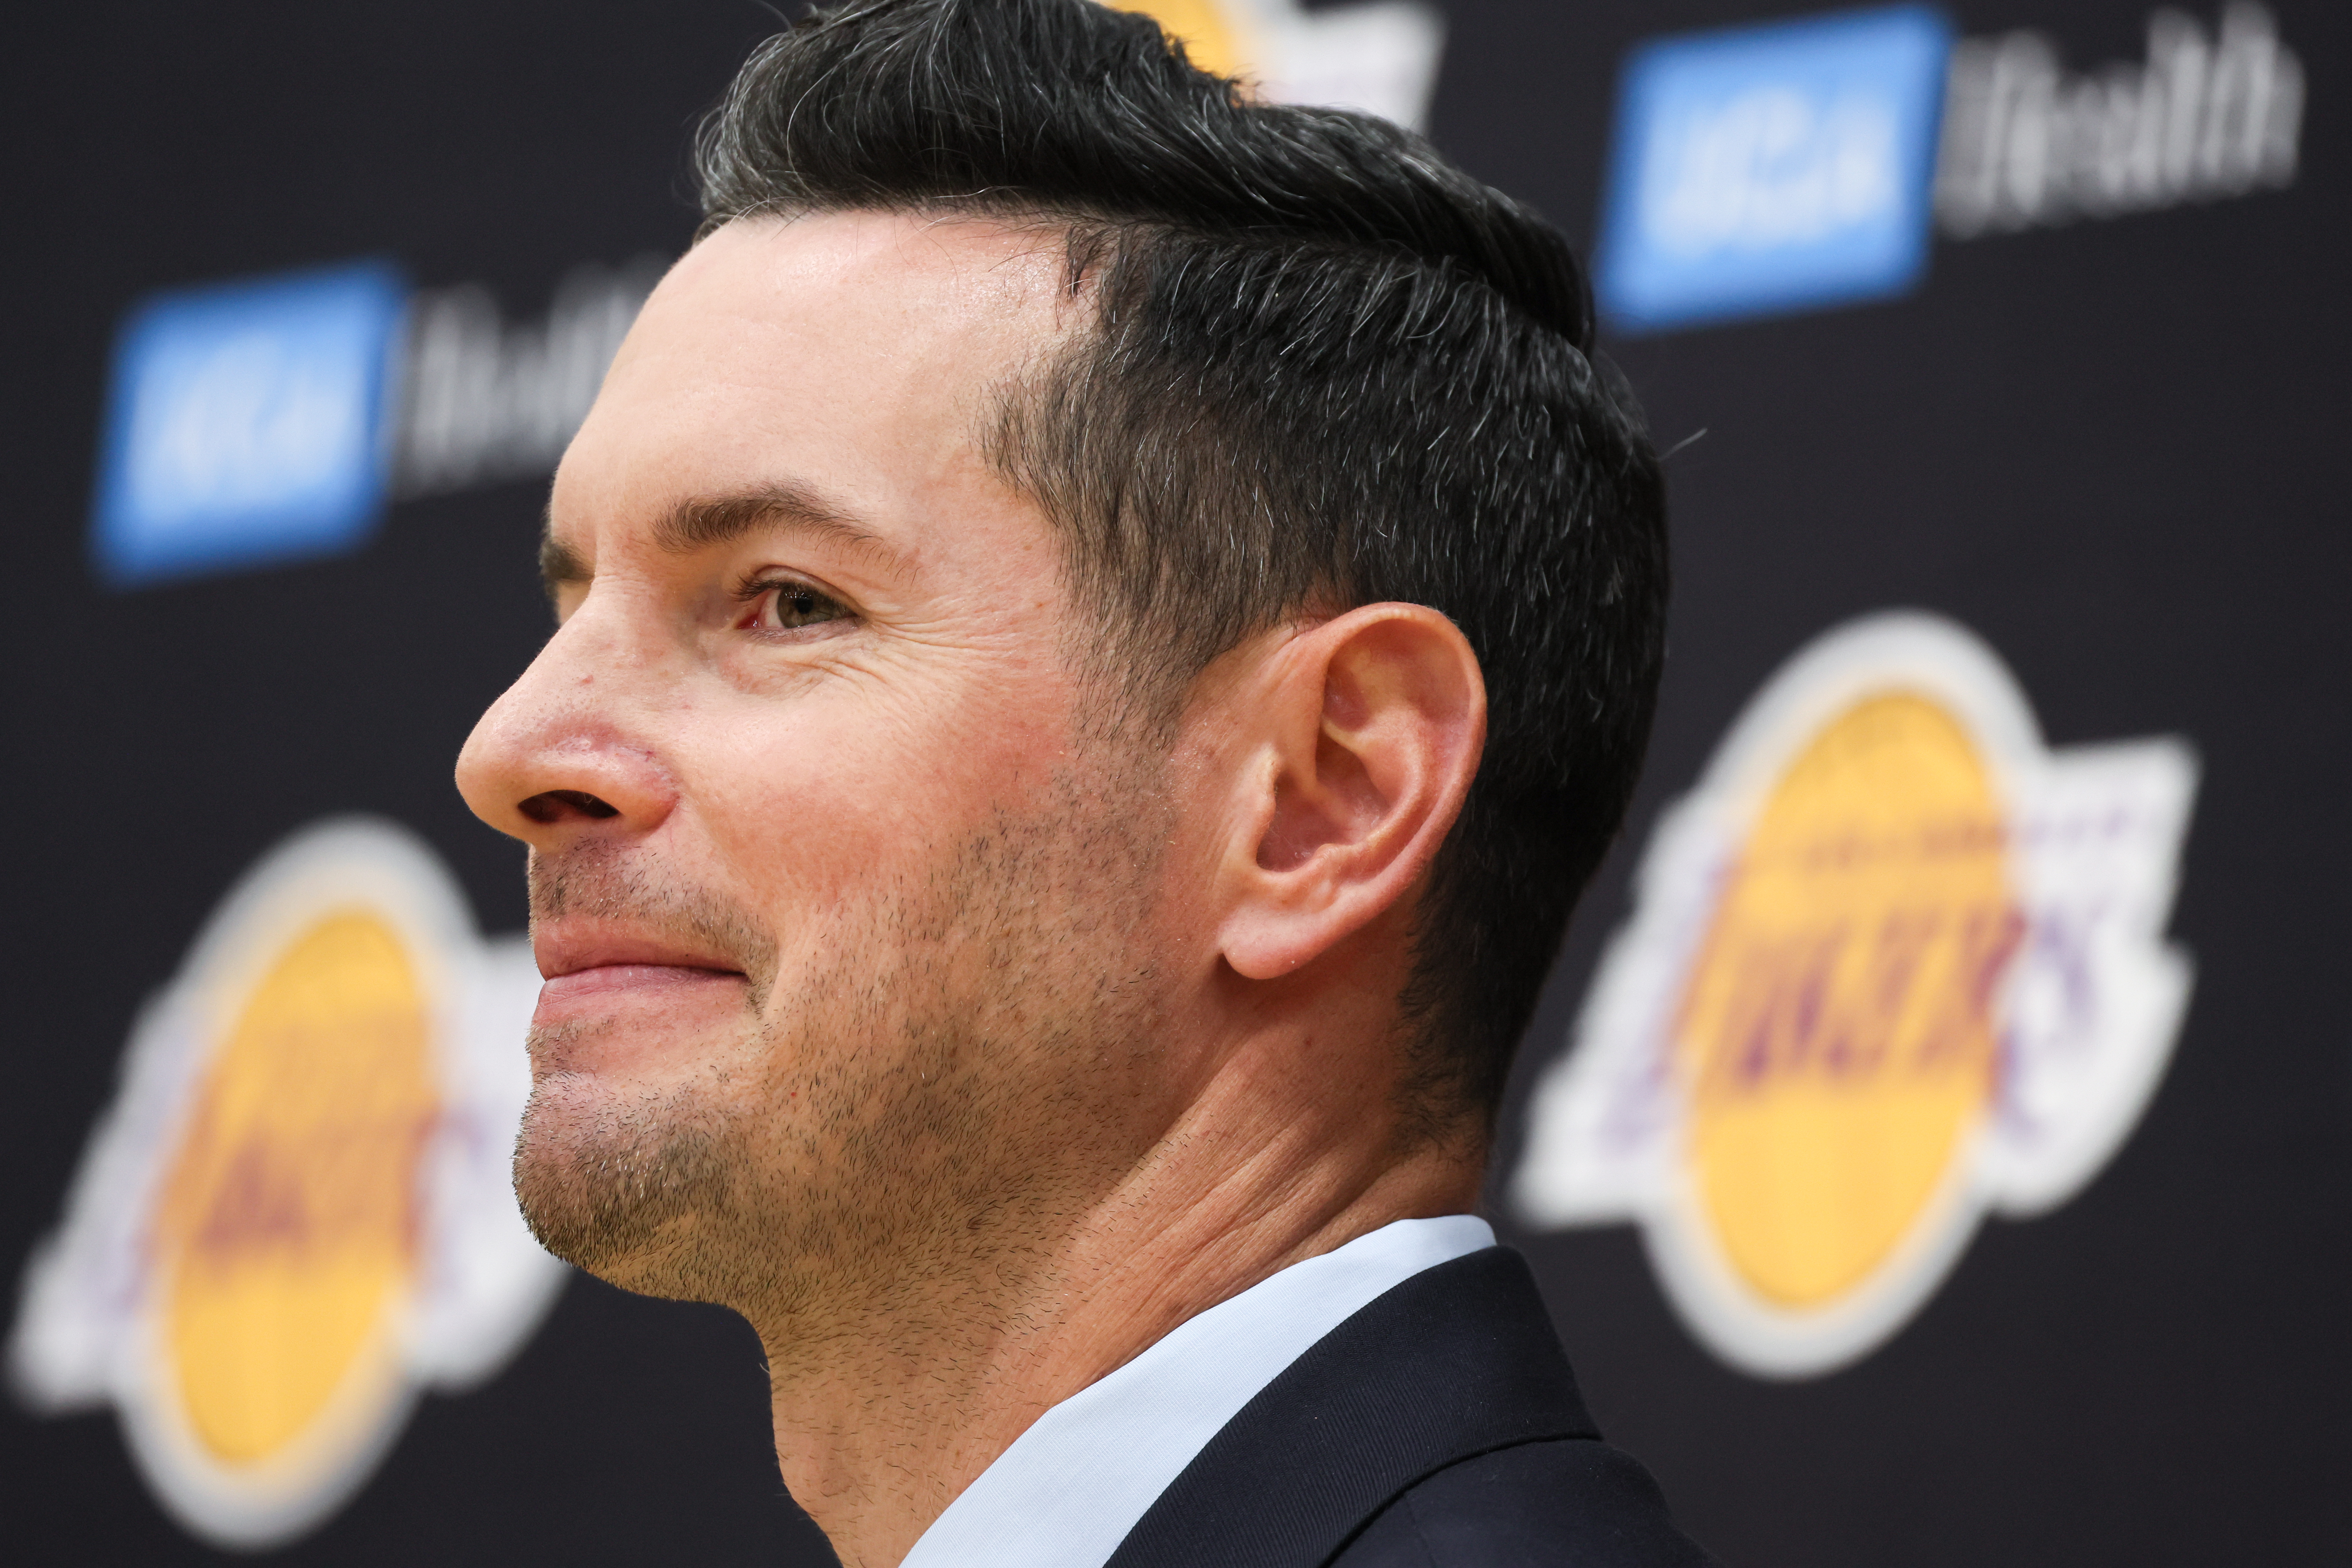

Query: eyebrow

[539,482,906,600]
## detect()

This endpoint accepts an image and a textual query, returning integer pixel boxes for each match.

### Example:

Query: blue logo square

[1595,5,1953,334]
[91,261,408,588]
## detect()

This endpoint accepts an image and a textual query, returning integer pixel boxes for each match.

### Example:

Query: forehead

[550,210,1076,559]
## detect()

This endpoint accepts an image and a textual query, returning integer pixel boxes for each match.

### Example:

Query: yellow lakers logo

[1514,613,2196,1376]
[1109,0,1254,78]
[1098,0,1445,131]
[9,819,561,1547]
[155,911,438,1474]
[1680,694,2020,1309]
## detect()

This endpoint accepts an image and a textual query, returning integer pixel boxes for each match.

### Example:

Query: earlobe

[1220,605,1485,981]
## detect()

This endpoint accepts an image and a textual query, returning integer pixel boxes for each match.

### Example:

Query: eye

[743,576,853,633]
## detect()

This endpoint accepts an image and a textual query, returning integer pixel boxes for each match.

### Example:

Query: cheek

[690,675,1080,921]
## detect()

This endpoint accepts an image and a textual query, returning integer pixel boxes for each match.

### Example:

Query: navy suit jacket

[1102,1247,1720,1568]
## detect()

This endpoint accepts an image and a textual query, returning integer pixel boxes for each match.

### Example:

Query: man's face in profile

[456,213,1197,1324]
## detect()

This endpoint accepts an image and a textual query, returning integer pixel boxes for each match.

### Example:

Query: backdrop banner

[4,4,2344,1564]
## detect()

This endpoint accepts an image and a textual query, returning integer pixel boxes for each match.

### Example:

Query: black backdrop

[4,2,2345,1563]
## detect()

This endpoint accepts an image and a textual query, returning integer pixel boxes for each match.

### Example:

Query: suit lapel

[1103,1246,1599,1568]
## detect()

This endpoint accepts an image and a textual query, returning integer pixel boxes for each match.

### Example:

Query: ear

[1218,603,1486,981]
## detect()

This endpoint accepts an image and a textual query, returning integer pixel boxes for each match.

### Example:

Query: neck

[748,1034,1484,1568]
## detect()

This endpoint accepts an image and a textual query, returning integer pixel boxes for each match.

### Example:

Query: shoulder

[1329,1437,1722,1568]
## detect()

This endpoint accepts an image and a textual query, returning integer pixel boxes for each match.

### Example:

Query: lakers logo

[1102,0,1445,131]
[1514,613,2197,1376]
[9,819,563,1547]
[1109,0,1255,77]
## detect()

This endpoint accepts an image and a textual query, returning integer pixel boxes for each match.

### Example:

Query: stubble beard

[511,755,1176,1343]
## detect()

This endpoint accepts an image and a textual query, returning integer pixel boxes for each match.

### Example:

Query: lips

[535,925,744,982]
[530,922,749,1022]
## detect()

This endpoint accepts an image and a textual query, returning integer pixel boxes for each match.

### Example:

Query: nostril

[519,789,622,824]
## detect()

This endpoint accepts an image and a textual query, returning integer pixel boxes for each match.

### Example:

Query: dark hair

[694,0,1667,1134]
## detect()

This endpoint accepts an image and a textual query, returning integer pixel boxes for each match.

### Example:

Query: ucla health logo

[88,256,657,591]
[1595,4,2305,334]
[1596,5,1952,333]
[92,263,409,588]
[9,820,564,1547]
[1513,613,2196,1376]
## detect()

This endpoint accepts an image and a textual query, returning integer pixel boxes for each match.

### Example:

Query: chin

[510,1069,739,1297]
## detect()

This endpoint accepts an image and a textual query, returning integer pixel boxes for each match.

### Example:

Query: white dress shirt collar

[897,1214,1497,1568]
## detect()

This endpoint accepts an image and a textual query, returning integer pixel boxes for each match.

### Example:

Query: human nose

[454,606,679,849]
